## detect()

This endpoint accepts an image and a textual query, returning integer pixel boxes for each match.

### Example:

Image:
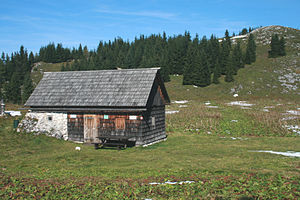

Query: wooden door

[115,118,126,130]
[84,115,98,142]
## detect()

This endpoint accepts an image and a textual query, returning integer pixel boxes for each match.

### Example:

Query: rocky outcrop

[18,112,68,140]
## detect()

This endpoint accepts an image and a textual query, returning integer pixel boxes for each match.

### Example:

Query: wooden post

[0,99,5,116]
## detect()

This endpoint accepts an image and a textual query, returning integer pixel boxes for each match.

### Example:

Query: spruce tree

[194,50,211,87]
[29,52,34,66]
[279,37,286,56]
[212,59,221,84]
[245,34,256,64]
[0,59,5,99]
[22,73,34,104]
[249,34,256,63]
[269,34,280,58]
[183,39,198,85]
[6,72,21,104]
[225,53,234,82]
[78,44,83,59]
[269,34,286,58]
[232,41,244,74]
[207,35,220,74]
[225,29,231,47]
[236,41,244,69]
[241,28,248,35]
[220,39,231,74]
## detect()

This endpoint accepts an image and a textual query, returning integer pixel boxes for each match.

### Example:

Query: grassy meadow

[1,29,300,198]
[1,74,300,199]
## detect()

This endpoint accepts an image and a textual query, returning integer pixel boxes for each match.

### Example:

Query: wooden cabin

[24,68,170,146]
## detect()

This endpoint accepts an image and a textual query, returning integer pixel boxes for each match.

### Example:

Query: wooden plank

[115,118,125,130]
[84,114,98,143]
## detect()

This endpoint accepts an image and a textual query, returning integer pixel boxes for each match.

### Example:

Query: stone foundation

[19,112,68,140]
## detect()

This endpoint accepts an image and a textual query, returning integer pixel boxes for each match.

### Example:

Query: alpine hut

[24,68,170,147]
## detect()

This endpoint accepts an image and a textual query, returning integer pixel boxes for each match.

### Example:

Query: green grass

[2,128,299,179]
[1,26,300,199]
[1,109,300,199]
[31,61,71,85]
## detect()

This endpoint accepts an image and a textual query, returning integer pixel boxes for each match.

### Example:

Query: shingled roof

[25,68,169,108]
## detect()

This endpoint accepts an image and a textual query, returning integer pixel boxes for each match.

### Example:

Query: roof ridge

[44,67,161,74]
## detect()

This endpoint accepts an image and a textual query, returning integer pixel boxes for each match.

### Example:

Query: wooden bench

[93,135,134,150]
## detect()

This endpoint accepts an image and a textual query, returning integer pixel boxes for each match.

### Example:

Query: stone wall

[19,112,68,140]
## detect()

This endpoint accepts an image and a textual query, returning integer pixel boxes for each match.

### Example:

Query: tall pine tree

[224,53,234,82]
[183,37,198,85]
[269,34,286,58]
[279,36,286,56]
[268,34,280,58]
[232,41,244,74]
[245,34,256,64]
[212,59,221,84]
[22,73,34,104]
[5,72,21,104]
[194,50,211,87]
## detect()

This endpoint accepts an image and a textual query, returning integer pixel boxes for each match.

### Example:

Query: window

[48,116,52,121]
[115,118,125,130]
[152,117,155,128]
[129,115,137,120]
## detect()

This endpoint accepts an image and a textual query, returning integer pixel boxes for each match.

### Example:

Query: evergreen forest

[268,34,286,58]
[0,29,257,104]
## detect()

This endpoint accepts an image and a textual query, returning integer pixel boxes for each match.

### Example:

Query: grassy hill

[32,26,300,100]
[1,26,299,199]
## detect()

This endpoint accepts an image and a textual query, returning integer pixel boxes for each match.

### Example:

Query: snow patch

[220,137,248,140]
[174,100,188,104]
[179,105,187,108]
[233,94,238,97]
[231,35,247,39]
[149,180,195,185]
[286,110,300,115]
[264,106,275,109]
[241,107,252,110]
[227,101,254,107]
[204,102,211,105]
[250,150,300,158]
[143,138,167,147]
[284,125,300,135]
[206,106,219,109]
[166,110,179,114]
[281,116,299,121]
[5,111,21,117]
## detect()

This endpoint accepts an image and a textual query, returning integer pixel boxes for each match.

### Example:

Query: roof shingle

[25,68,160,107]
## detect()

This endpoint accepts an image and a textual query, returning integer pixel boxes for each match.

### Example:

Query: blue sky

[1,0,299,54]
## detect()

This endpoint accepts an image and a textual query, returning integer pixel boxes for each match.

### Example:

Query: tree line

[0,46,34,104]
[268,34,286,58]
[0,29,257,104]
[62,30,256,87]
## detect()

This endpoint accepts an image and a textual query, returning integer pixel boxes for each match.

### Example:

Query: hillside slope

[167,25,300,101]
[1,25,300,200]
[32,25,300,100]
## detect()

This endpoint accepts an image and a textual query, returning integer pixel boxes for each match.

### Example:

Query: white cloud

[95,8,177,20]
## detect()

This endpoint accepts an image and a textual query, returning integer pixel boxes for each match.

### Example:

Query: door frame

[83,114,99,143]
